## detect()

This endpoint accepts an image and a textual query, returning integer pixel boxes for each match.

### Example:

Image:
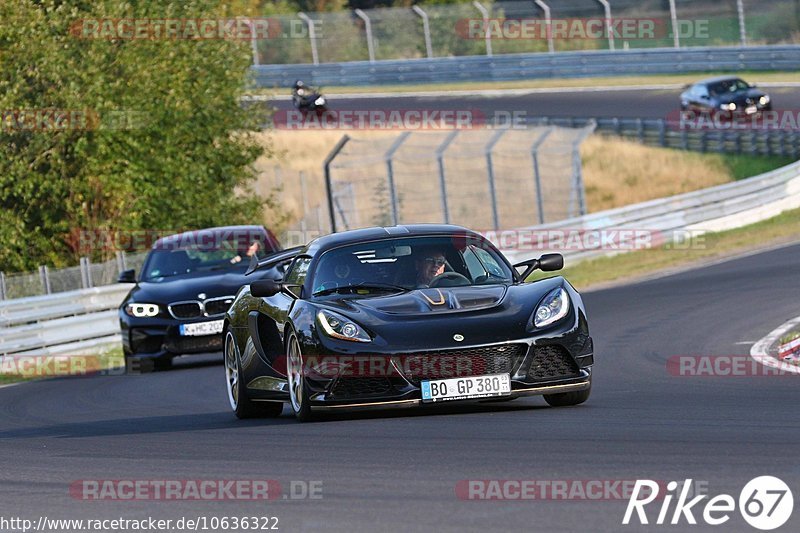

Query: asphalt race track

[1,242,798,532]
[269,85,800,121]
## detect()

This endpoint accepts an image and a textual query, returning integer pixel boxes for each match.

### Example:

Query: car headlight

[314,96,325,106]
[533,288,570,328]
[720,103,737,111]
[317,310,370,343]
[759,95,770,106]
[125,303,159,318]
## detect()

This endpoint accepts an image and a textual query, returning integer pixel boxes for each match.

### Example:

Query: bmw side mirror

[118,269,136,283]
[250,279,282,297]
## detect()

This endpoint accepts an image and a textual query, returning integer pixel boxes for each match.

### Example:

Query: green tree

[0,0,277,272]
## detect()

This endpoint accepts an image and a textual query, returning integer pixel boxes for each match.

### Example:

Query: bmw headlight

[759,95,770,106]
[314,96,326,106]
[720,103,737,111]
[533,288,570,328]
[125,303,159,318]
[317,310,370,343]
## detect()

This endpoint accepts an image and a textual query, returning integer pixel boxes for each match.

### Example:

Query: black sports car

[223,225,593,421]
[119,225,282,370]
[680,75,771,117]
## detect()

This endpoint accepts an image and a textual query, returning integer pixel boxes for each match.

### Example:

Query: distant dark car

[119,225,282,370]
[223,225,593,421]
[680,76,771,117]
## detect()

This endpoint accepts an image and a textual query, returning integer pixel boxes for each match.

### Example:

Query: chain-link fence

[0,252,147,301]
[255,1,800,66]
[324,125,595,233]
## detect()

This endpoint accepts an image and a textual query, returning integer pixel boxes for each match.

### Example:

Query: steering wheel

[429,272,470,288]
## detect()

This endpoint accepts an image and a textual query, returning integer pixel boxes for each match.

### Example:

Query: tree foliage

[0,0,275,272]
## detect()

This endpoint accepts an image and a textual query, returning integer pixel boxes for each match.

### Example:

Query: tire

[225,331,283,419]
[544,382,591,407]
[286,332,314,422]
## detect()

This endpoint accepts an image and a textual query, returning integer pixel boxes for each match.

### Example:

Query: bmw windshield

[310,236,514,297]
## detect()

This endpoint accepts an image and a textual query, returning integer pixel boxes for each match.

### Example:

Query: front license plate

[421,373,511,403]
[745,106,757,114]
[180,320,224,337]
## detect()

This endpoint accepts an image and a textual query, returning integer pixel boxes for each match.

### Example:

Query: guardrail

[526,116,800,157]
[498,159,800,265]
[0,284,130,356]
[251,45,800,88]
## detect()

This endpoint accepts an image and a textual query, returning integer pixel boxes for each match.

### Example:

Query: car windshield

[708,79,750,96]
[311,235,513,297]
[141,237,272,281]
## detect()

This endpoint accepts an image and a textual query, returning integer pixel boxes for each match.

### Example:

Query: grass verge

[528,207,800,291]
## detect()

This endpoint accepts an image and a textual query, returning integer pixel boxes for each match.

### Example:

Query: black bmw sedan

[680,75,771,116]
[223,224,593,421]
[119,225,282,370]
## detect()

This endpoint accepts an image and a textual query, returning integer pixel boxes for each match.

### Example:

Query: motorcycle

[292,86,327,114]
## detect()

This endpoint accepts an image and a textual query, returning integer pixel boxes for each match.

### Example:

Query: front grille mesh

[526,345,580,381]
[204,298,233,316]
[169,302,203,319]
[393,344,527,385]
[165,335,224,354]
[330,377,394,398]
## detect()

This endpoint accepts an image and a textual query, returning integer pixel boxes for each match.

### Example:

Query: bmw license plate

[421,373,511,403]
[179,320,224,337]
[745,106,757,114]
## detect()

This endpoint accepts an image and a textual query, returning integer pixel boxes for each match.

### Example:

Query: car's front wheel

[543,381,591,407]
[287,332,313,422]
[225,331,283,419]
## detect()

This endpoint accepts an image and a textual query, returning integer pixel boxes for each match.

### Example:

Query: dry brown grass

[580,135,735,212]
[256,130,757,229]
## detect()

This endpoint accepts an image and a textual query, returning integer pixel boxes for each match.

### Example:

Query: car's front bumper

[119,312,224,359]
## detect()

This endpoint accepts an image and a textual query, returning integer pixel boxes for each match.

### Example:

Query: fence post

[39,265,52,295]
[412,5,434,59]
[300,170,309,236]
[484,129,507,231]
[736,0,747,46]
[323,135,350,233]
[0,271,6,300]
[636,118,644,143]
[354,9,376,63]
[472,1,493,57]
[385,132,412,226]
[243,19,260,66]
[115,251,126,274]
[297,12,320,65]
[571,122,596,217]
[435,130,459,224]
[658,119,666,146]
[534,1,554,54]
[595,0,615,51]
[530,127,554,224]
[668,0,680,48]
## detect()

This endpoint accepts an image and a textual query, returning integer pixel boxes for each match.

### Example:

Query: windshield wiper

[313,282,409,297]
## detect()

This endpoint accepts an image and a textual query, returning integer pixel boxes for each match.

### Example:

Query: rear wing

[245,246,305,276]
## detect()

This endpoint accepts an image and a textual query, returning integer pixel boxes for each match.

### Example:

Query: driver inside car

[414,249,446,287]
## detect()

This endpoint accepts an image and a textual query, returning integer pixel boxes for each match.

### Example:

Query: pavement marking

[750,315,800,374]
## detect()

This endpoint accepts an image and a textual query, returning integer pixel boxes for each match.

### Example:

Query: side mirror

[514,253,564,280]
[250,279,282,298]
[538,253,564,272]
[118,269,136,283]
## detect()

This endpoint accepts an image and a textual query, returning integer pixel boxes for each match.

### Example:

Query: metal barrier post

[297,12,319,65]
[412,5,434,59]
[354,9,376,63]
[0,271,6,300]
[595,0,615,51]
[115,251,126,274]
[323,135,350,233]
[736,0,747,47]
[534,1,554,54]
[435,130,459,224]
[300,170,309,235]
[485,129,507,230]
[385,132,412,226]
[571,122,596,217]
[472,1,493,57]
[530,127,554,224]
[668,0,680,48]
[39,265,52,295]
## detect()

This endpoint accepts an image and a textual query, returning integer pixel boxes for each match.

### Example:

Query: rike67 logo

[623,477,793,530]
